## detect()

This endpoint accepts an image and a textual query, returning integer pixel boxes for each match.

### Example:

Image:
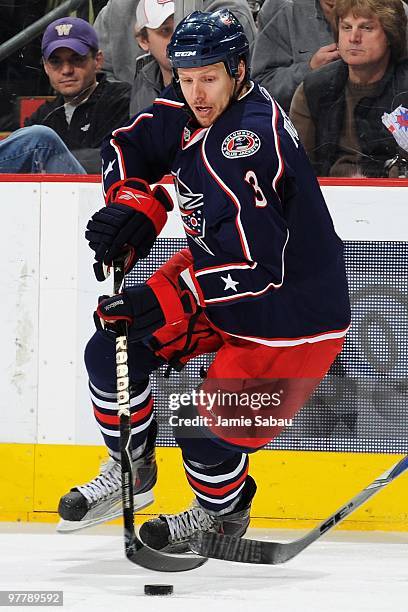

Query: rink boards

[0,175,407,529]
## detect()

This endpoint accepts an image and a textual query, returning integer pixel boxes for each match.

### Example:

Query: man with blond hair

[290,0,408,177]
[252,0,408,114]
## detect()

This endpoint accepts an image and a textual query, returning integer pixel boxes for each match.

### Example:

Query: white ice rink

[0,523,407,611]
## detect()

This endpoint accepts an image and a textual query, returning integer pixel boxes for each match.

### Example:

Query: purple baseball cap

[42,17,99,60]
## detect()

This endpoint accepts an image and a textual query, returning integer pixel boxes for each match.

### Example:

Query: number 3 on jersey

[244,170,267,207]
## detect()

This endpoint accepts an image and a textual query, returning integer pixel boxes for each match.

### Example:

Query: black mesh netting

[126,240,408,453]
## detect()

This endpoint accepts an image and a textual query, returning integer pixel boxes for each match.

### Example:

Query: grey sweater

[130,54,164,116]
[94,0,257,86]
[252,0,408,113]
[251,0,333,112]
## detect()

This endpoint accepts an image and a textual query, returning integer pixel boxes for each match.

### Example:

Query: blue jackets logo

[222,130,261,158]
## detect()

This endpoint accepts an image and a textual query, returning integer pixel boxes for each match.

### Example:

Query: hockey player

[58,10,351,552]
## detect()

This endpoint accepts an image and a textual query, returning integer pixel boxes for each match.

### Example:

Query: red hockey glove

[96,253,199,341]
[85,178,173,281]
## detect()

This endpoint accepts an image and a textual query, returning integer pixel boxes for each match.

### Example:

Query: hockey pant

[85,310,343,514]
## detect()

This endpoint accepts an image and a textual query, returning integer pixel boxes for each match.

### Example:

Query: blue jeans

[0,125,86,174]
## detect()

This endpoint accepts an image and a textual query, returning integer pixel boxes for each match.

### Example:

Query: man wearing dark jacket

[25,17,130,173]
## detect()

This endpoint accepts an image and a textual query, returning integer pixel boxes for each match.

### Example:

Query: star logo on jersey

[222,130,261,159]
[103,159,116,179]
[173,171,214,255]
[221,273,239,292]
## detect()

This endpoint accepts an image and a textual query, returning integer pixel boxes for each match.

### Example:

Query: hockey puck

[144,584,174,596]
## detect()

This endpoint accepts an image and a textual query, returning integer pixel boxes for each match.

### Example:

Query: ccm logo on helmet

[174,51,197,57]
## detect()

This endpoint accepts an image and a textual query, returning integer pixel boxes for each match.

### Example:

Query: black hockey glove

[86,178,173,281]
[96,285,165,341]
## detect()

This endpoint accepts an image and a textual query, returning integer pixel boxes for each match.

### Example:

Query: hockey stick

[113,258,207,572]
[189,454,408,564]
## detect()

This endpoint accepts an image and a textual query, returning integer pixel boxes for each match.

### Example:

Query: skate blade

[56,490,154,533]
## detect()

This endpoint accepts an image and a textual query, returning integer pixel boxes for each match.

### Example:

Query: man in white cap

[130,0,175,115]
[93,0,256,92]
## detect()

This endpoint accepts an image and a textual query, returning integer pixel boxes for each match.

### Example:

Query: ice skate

[139,475,256,553]
[57,422,157,533]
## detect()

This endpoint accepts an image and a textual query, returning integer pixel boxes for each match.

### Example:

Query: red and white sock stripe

[89,379,153,460]
[183,453,249,514]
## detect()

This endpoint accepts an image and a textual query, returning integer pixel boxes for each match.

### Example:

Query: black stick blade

[127,535,207,572]
[189,532,300,565]
[189,532,264,564]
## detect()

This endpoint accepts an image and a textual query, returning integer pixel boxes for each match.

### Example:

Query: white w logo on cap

[55,24,73,36]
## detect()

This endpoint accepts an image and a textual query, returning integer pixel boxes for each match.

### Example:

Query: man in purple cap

[25,17,131,173]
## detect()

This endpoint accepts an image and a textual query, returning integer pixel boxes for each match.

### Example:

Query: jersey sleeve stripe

[227,324,351,347]
[195,262,255,276]
[154,98,185,108]
[110,113,154,180]
[201,130,253,261]
[270,97,285,195]
[195,229,289,304]
[260,87,284,195]
[112,112,153,136]
[202,279,284,304]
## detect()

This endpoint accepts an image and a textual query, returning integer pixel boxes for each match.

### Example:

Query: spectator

[93,0,256,87]
[25,17,130,173]
[130,0,174,115]
[252,0,408,113]
[0,0,50,131]
[0,125,86,173]
[0,1,109,131]
[289,0,408,178]
[251,0,340,112]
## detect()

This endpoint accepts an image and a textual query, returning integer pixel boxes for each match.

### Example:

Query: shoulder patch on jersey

[221,130,261,159]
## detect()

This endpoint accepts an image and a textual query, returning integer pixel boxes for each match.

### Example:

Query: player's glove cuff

[112,180,173,236]
[85,178,174,281]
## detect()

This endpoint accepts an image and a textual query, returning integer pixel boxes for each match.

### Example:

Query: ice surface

[0,523,407,612]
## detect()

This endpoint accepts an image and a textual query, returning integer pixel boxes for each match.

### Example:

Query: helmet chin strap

[232,76,247,101]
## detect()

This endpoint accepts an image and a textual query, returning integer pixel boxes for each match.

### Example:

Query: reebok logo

[104,299,124,310]
[118,189,149,204]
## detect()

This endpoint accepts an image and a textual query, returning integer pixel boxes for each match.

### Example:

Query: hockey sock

[89,378,153,461]
[183,452,249,514]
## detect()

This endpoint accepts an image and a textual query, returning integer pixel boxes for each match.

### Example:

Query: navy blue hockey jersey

[101,82,351,346]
